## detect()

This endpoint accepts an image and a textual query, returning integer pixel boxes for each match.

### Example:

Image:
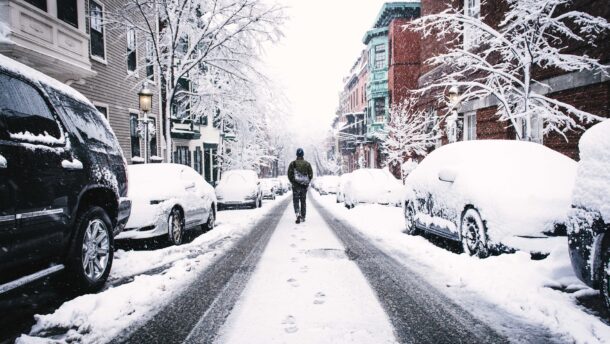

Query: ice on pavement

[217,203,397,344]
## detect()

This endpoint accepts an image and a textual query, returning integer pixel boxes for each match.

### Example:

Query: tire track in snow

[111,198,290,344]
[312,196,559,344]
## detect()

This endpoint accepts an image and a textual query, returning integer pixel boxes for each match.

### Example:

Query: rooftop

[363,2,421,44]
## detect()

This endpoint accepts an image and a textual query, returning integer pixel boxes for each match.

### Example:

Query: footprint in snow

[300,238,306,242]
[313,292,326,305]
[299,265,308,273]
[290,243,297,248]
[287,278,299,287]
[282,315,298,333]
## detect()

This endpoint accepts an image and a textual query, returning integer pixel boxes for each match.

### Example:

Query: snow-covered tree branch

[113,0,286,162]
[408,0,610,142]
[381,97,440,182]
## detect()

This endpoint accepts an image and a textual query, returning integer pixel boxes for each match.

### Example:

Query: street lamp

[446,86,460,143]
[138,82,154,163]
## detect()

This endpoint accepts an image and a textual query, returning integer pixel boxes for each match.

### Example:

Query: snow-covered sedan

[344,169,404,208]
[117,164,217,245]
[403,140,576,258]
[260,178,277,200]
[316,175,340,195]
[567,120,610,310]
[215,170,263,210]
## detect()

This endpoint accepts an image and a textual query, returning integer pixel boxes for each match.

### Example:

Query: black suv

[0,55,130,292]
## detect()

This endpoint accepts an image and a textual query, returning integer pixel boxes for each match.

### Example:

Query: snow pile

[313,193,610,343]
[9,131,65,146]
[61,158,83,170]
[404,140,577,244]
[17,196,289,344]
[571,119,610,222]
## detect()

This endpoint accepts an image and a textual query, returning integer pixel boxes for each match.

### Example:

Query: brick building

[334,2,422,172]
[414,0,610,160]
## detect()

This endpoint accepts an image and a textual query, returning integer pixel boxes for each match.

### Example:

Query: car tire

[460,208,490,258]
[168,207,185,245]
[404,201,418,235]
[601,239,610,311]
[204,208,215,231]
[65,206,113,291]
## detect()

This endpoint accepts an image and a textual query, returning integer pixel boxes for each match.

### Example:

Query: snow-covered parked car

[277,176,290,193]
[336,173,352,203]
[0,54,131,292]
[117,164,216,245]
[567,120,610,310]
[260,178,277,200]
[403,140,576,258]
[316,175,340,195]
[215,170,263,210]
[344,169,404,208]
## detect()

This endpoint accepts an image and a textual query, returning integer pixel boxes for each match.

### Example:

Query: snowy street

[9,191,608,343]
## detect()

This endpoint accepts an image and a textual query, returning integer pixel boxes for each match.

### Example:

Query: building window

[90,1,105,60]
[95,105,108,119]
[174,146,191,166]
[374,98,385,123]
[127,28,137,72]
[464,0,481,49]
[149,117,157,156]
[24,0,46,11]
[194,147,202,174]
[374,44,386,69]
[464,111,476,141]
[130,113,140,158]
[57,0,78,28]
[146,38,154,80]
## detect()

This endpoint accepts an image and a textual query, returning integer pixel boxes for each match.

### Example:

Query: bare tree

[409,0,610,142]
[381,97,440,183]
[115,0,286,161]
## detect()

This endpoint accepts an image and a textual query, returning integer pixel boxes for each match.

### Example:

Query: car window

[44,87,119,152]
[0,72,62,143]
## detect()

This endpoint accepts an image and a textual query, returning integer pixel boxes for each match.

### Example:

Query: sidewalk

[217,200,397,344]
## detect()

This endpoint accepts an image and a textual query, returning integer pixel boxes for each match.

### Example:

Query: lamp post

[138,82,153,164]
[447,86,460,143]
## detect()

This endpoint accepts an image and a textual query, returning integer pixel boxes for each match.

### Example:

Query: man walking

[288,148,314,224]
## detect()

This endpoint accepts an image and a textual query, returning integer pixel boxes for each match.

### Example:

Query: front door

[0,72,73,267]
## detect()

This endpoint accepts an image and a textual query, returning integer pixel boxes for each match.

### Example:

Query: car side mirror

[438,168,457,183]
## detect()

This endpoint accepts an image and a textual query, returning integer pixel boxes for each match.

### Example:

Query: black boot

[295,216,301,224]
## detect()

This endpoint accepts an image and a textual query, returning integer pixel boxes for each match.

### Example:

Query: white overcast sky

[262,0,391,145]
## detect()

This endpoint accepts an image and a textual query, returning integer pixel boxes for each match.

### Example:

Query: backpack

[294,169,310,186]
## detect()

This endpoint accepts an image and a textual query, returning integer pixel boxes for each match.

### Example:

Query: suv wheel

[602,240,610,311]
[168,208,184,245]
[404,201,418,235]
[66,206,113,291]
[460,208,490,258]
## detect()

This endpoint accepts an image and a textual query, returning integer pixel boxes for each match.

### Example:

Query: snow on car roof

[0,53,93,105]
[222,169,258,181]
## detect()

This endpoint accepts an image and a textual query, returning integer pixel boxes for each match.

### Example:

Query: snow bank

[571,119,610,222]
[17,195,290,344]
[404,140,577,243]
[313,193,610,343]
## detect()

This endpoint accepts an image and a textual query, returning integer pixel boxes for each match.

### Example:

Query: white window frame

[127,27,138,75]
[89,0,107,64]
[463,111,477,141]
[463,0,481,50]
